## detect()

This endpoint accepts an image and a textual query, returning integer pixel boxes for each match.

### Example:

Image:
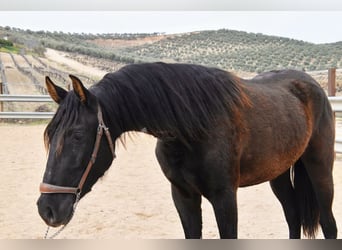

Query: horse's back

[250,69,319,86]
[247,69,332,125]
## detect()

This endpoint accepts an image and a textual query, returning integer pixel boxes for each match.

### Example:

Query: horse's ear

[69,75,88,104]
[45,76,68,104]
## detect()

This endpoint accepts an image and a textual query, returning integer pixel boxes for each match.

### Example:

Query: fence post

[0,82,3,112]
[328,68,336,97]
[327,68,337,156]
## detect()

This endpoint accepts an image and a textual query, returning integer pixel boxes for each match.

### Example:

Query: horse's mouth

[44,218,64,228]
[41,211,73,228]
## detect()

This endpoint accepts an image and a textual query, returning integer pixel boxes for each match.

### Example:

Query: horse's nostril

[46,206,54,220]
[38,199,57,226]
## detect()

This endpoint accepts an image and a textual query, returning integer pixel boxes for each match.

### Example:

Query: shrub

[0,38,13,47]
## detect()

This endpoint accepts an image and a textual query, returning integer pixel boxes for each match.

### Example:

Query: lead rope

[43,192,81,239]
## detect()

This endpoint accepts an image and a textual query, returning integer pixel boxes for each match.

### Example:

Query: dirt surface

[44,49,107,79]
[0,123,341,239]
[89,35,166,49]
[0,52,36,95]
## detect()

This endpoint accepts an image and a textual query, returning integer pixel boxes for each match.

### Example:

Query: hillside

[1,27,342,74]
[118,30,342,73]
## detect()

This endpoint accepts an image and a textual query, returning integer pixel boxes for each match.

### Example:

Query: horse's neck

[95,81,175,141]
[111,115,173,140]
[103,100,174,140]
[98,93,155,139]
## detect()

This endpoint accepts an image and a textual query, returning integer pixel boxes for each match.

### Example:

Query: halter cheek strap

[39,104,116,195]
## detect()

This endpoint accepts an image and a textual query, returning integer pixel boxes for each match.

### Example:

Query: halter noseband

[39,104,116,196]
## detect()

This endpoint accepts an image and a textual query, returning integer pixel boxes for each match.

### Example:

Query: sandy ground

[0,123,341,239]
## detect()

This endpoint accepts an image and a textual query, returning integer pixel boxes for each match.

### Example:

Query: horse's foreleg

[208,189,238,239]
[171,184,202,239]
[155,139,203,238]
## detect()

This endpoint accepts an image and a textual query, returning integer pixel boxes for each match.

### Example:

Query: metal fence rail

[330,97,342,153]
[327,96,342,112]
[0,94,53,119]
[2,95,342,116]
[1,94,342,153]
[335,138,342,154]
[0,111,54,119]
[0,94,52,102]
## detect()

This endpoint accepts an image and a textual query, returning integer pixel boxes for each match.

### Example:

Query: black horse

[37,63,337,238]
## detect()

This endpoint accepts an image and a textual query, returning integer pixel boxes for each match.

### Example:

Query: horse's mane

[45,63,250,150]
[91,62,250,143]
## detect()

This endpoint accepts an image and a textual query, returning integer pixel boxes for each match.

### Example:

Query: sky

[1,11,342,44]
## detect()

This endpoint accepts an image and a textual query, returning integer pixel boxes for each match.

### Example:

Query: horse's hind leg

[270,169,301,238]
[296,106,337,238]
[299,144,337,239]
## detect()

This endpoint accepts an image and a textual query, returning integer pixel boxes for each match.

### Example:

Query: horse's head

[37,76,115,227]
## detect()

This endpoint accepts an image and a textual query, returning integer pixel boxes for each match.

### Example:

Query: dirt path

[0,52,36,95]
[0,123,341,239]
[44,49,107,79]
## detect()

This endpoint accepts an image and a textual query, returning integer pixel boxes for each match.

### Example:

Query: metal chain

[43,192,81,239]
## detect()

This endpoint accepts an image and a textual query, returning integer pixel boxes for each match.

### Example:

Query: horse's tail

[293,159,320,238]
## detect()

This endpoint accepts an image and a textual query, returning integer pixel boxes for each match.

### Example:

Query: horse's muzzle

[37,194,73,227]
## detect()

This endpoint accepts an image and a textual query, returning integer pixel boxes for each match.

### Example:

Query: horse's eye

[72,131,84,141]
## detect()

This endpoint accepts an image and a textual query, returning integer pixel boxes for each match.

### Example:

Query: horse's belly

[238,141,308,187]
[239,160,292,187]
[239,109,312,186]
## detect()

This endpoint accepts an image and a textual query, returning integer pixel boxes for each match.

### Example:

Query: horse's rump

[238,70,330,186]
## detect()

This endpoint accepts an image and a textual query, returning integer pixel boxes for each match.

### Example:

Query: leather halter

[39,104,116,195]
